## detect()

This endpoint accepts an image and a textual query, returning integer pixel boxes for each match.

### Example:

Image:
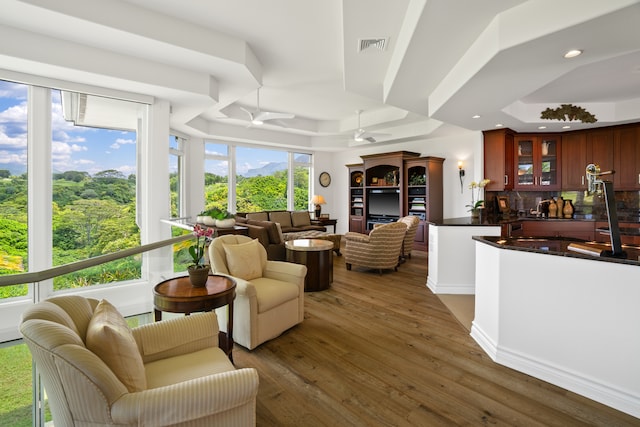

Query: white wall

[328,130,483,234]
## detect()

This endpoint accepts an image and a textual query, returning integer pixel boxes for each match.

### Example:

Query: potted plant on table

[466,179,491,219]
[208,207,236,228]
[187,224,215,287]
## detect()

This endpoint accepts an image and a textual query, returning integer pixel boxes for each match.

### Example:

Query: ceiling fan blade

[354,129,390,142]
[239,106,254,121]
[254,111,295,122]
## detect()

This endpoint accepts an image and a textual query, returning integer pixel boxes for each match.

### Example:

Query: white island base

[471,239,640,418]
[427,222,501,294]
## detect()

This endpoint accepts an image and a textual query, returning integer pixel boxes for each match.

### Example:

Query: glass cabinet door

[516,139,534,187]
[539,137,558,187]
[515,136,560,190]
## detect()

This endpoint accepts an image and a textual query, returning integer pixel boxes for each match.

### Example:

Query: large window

[169,135,184,218]
[204,142,230,212]
[51,91,141,289]
[0,80,28,298]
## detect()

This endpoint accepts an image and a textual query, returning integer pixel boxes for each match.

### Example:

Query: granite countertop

[473,235,640,266]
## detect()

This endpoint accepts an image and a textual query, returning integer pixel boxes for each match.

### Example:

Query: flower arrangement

[466,179,491,212]
[189,224,214,269]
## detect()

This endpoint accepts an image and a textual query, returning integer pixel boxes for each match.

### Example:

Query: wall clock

[319,172,331,187]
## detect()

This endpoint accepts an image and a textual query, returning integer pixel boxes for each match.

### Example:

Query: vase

[202,216,215,226]
[215,218,236,228]
[555,196,564,216]
[563,199,574,219]
[187,265,210,287]
[471,208,480,219]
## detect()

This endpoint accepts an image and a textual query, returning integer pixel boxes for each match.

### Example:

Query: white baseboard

[471,323,640,418]
[426,276,474,294]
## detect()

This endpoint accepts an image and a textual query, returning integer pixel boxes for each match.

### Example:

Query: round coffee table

[285,238,334,291]
[153,274,236,361]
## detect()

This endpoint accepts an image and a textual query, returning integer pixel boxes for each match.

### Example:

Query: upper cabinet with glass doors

[514,135,561,190]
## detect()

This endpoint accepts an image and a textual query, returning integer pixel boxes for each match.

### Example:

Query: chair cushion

[86,299,147,392]
[251,277,300,313]
[223,239,265,280]
[145,347,234,389]
[291,211,311,227]
[268,211,293,228]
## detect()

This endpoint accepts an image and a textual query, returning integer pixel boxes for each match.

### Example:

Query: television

[367,189,400,218]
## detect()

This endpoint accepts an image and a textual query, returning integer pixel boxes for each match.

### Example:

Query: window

[205,142,230,211]
[0,80,28,299]
[169,135,184,218]
[51,91,141,289]
[235,146,288,212]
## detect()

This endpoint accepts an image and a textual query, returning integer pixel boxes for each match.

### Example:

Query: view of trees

[0,164,309,298]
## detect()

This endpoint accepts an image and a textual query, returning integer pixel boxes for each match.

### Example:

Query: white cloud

[110,138,135,149]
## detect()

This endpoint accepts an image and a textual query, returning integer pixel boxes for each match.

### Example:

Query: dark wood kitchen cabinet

[614,124,640,190]
[483,128,514,191]
[561,128,614,190]
[521,220,595,241]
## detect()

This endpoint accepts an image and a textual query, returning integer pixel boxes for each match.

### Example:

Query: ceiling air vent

[358,37,388,53]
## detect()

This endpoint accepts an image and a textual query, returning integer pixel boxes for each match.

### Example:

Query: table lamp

[311,195,326,219]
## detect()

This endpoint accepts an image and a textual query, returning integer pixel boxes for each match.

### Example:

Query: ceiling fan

[354,110,390,142]
[240,87,295,125]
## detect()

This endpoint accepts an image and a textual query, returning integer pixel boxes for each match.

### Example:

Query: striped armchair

[20,295,259,426]
[344,221,407,274]
[398,215,420,259]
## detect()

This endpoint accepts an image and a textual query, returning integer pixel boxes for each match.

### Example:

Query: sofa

[235,211,328,260]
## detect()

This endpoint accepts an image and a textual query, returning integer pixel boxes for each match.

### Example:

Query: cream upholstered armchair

[398,215,420,259]
[344,221,407,274]
[209,234,307,350]
[20,295,259,426]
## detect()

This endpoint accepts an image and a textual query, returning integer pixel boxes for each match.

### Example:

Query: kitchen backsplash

[486,190,640,222]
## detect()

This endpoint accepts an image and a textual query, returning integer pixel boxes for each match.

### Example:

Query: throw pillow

[291,211,311,227]
[268,211,293,228]
[86,299,147,392]
[246,212,269,221]
[223,239,264,280]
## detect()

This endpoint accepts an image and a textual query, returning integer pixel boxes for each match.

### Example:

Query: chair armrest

[263,260,307,283]
[133,312,219,362]
[111,368,259,425]
[210,273,257,298]
[344,232,370,243]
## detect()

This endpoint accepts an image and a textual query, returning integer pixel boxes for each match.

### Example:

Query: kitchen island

[427,217,514,294]
[471,236,640,418]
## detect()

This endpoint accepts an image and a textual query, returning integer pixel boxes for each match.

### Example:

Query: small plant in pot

[187,224,214,287]
[207,207,236,228]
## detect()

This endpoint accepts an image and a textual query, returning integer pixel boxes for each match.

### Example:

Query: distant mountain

[243,161,287,177]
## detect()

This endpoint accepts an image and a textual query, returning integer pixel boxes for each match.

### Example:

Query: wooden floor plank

[233,250,640,426]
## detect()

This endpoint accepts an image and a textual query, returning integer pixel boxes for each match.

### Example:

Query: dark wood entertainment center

[347,151,444,251]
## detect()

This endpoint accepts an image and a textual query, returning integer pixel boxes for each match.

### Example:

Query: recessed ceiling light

[562,125,571,129]
[495,123,503,127]
[538,126,547,129]
[472,115,481,119]
[564,49,583,59]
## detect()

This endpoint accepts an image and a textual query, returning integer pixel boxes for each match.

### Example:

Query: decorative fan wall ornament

[540,104,597,123]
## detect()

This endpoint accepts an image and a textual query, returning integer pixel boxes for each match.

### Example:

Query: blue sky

[1,79,306,178]
[0,80,134,177]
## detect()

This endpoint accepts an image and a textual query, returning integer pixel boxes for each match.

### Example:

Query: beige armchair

[344,221,407,274]
[20,295,258,426]
[398,215,420,259]
[209,235,307,350]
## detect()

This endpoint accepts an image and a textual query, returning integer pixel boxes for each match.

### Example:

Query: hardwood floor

[233,250,639,426]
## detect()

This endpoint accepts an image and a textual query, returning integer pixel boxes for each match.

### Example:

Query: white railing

[0,233,194,427]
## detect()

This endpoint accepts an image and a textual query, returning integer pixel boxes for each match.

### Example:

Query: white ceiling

[2,0,640,150]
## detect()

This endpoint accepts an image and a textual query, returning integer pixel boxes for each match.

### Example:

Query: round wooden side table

[153,274,236,361]
[285,238,334,291]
